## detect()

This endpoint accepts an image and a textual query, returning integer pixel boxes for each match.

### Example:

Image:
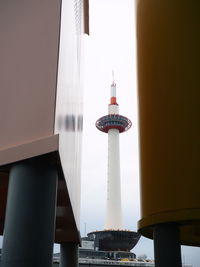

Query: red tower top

[96,81,132,133]
[110,82,118,105]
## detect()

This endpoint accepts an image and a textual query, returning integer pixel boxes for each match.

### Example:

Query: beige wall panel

[0,0,61,151]
[0,0,83,243]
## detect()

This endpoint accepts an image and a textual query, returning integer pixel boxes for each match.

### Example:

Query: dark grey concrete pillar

[153,223,182,267]
[59,243,79,267]
[1,157,58,267]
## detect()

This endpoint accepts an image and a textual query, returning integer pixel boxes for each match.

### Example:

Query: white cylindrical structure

[111,83,116,97]
[105,127,123,230]
[105,103,122,230]
[108,104,118,114]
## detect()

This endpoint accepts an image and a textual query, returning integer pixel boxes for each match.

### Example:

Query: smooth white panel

[54,0,83,230]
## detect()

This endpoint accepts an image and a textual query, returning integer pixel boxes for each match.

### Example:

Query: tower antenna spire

[110,71,117,105]
[112,70,115,85]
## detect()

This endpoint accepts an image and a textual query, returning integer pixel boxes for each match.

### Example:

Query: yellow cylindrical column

[136,0,200,246]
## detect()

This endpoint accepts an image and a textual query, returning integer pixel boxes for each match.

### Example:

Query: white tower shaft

[105,103,123,230]
[105,128,123,230]
[96,81,131,230]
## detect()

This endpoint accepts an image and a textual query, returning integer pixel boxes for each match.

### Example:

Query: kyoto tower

[96,80,131,230]
[87,79,140,253]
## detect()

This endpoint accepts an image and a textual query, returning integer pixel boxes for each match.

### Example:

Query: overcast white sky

[80,1,199,266]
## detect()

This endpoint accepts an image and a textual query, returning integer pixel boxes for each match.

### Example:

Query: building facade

[0,1,89,266]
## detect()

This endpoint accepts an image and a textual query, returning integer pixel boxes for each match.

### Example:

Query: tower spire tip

[111,70,116,86]
[110,71,117,105]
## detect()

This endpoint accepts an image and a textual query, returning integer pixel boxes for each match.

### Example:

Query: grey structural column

[1,156,58,267]
[60,243,79,267]
[153,223,182,267]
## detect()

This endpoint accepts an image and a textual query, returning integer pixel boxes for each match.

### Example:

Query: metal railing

[78,258,193,267]
[79,258,154,266]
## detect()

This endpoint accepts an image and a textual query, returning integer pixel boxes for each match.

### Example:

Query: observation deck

[96,114,132,133]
